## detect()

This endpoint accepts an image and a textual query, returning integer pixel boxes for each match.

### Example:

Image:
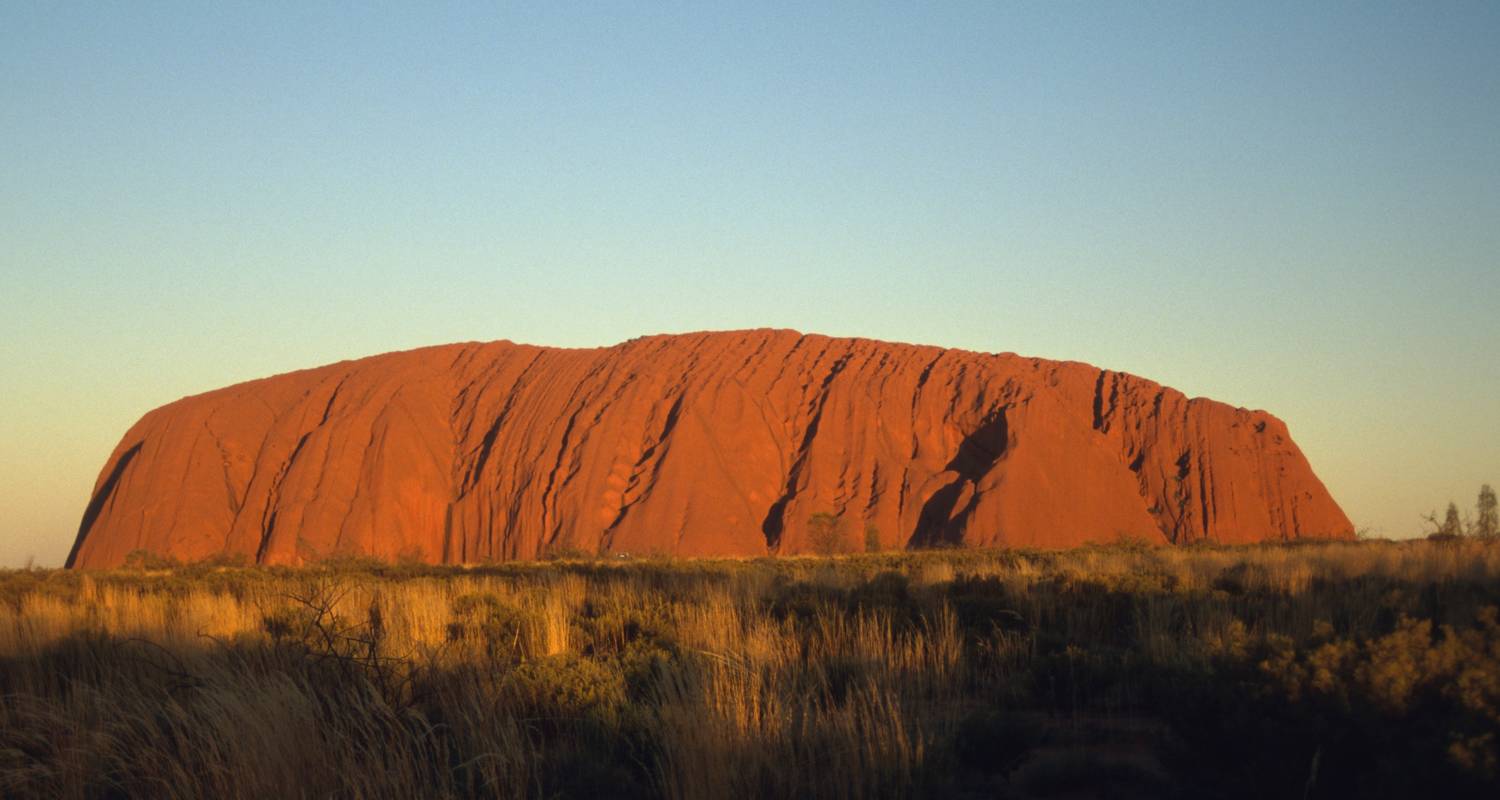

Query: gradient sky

[3,2,1498,567]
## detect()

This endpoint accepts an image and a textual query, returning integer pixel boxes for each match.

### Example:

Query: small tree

[864,523,881,553]
[808,512,848,556]
[1442,502,1464,537]
[1478,484,1498,539]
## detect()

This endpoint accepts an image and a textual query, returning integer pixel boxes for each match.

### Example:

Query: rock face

[66,330,1352,568]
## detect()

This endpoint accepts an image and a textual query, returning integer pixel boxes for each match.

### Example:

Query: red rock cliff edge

[66,330,1352,567]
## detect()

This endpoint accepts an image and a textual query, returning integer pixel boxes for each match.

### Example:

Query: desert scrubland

[3,539,1498,799]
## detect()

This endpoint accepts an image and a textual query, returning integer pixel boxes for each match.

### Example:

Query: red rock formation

[66,330,1352,568]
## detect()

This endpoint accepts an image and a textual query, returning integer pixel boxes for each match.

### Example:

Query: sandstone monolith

[66,330,1352,567]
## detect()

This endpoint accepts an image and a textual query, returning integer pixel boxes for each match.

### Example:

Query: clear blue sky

[3,2,1497,566]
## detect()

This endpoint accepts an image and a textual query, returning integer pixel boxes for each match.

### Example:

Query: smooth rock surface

[66,330,1352,567]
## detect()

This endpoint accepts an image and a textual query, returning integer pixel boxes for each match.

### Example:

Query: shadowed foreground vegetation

[2,540,1499,798]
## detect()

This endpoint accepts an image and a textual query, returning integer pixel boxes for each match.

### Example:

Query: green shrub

[122,549,181,570]
[508,654,626,720]
[808,512,849,556]
[447,592,535,664]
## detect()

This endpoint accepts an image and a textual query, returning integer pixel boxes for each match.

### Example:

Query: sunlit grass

[1,538,1497,798]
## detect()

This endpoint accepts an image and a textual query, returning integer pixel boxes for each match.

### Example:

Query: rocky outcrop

[66,330,1352,567]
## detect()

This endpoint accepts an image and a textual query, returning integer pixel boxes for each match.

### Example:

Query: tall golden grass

[1,538,1497,798]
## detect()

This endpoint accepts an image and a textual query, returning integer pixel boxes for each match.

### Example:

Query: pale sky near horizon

[3,2,1498,567]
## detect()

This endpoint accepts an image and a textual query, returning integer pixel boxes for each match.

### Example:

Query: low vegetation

[2,539,1498,798]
